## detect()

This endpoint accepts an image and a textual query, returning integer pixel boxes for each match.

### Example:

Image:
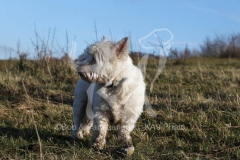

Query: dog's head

[76,36,130,84]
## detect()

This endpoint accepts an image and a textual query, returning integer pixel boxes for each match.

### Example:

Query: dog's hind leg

[72,79,92,139]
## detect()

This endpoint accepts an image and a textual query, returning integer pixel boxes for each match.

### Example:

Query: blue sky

[0,0,240,59]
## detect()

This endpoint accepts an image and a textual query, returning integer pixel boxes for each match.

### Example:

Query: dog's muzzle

[78,72,103,83]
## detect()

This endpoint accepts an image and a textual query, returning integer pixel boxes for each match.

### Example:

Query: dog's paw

[112,146,135,158]
[118,135,133,146]
[76,130,84,139]
[74,128,91,139]
[92,138,106,150]
[123,146,134,156]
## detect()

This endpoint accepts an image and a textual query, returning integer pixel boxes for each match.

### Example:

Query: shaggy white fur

[72,37,145,152]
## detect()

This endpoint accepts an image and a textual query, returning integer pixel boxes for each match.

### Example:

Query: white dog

[72,37,145,154]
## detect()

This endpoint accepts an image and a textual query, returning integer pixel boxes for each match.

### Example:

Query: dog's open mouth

[79,72,103,83]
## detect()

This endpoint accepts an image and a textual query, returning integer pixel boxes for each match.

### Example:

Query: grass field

[0,57,240,159]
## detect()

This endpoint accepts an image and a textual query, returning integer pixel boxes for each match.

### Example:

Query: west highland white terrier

[72,36,145,155]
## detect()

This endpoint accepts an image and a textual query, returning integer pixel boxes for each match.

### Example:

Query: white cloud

[192,6,240,23]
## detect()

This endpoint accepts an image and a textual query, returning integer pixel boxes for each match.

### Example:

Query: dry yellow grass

[0,57,240,159]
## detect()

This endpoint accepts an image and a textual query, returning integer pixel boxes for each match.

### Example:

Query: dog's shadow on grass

[95,147,131,159]
[0,126,90,150]
[0,126,130,159]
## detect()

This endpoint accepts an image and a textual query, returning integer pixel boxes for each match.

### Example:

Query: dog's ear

[115,37,129,58]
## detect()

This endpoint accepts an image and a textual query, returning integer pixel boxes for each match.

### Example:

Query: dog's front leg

[92,111,109,150]
[118,123,134,147]
[72,79,91,139]
[117,120,136,155]
[91,84,109,149]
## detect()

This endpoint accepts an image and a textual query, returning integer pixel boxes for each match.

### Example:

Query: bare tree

[229,34,238,59]
[200,37,216,57]
[169,48,179,59]
[214,34,227,56]
[17,40,28,71]
[199,33,240,58]
[184,44,191,58]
